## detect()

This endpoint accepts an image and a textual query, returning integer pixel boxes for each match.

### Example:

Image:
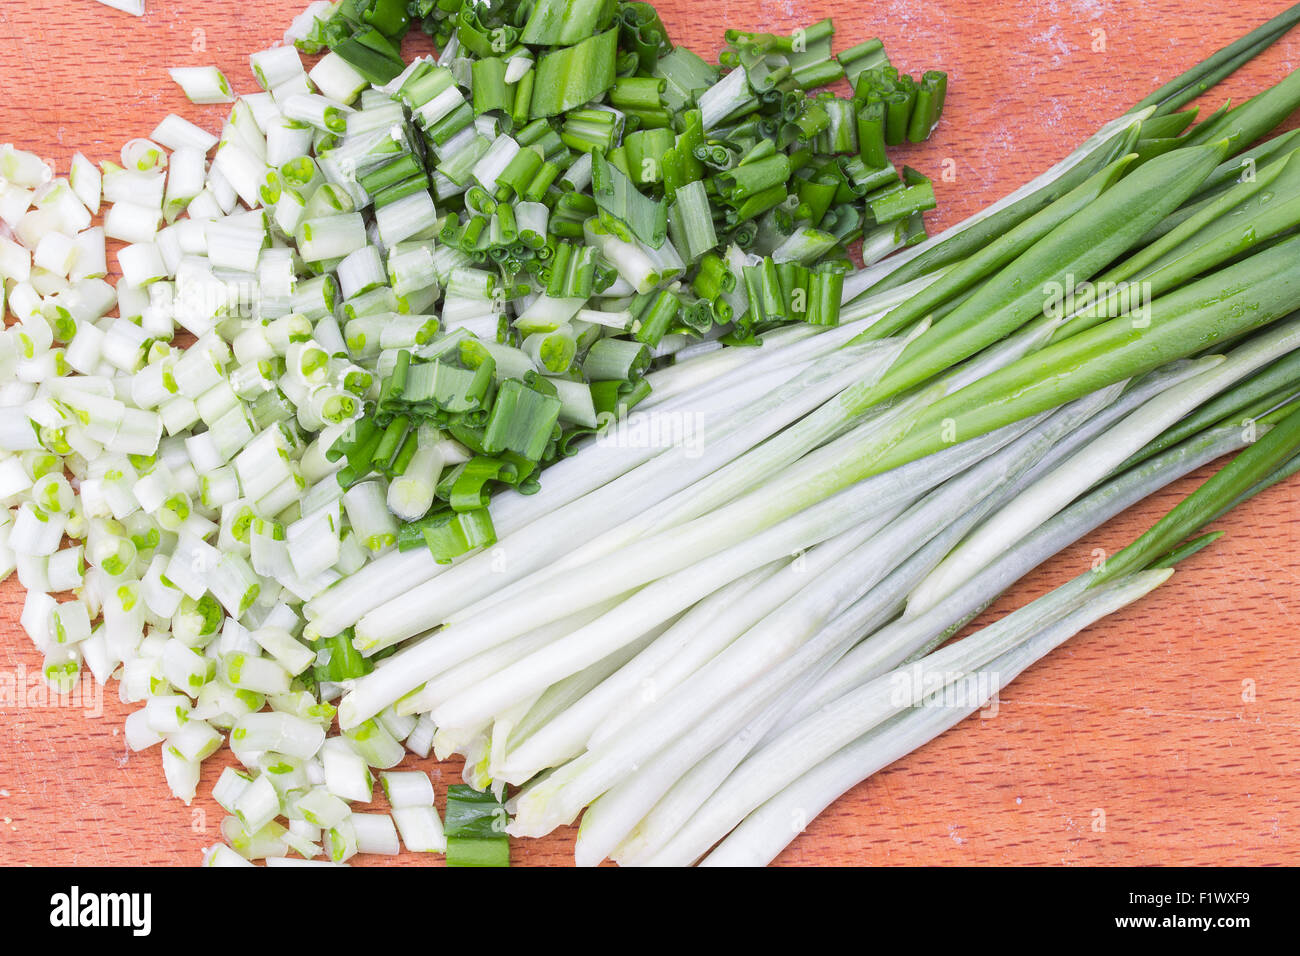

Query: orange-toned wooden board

[1,0,1298,867]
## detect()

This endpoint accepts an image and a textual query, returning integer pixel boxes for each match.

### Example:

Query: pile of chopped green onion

[3,0,1300,868]
[275,0,955,561]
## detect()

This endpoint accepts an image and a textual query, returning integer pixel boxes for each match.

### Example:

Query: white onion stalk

[578,536,959,867]
[698,567,1172,868]
[521,434,992,764]
[349,335,915,650]
[582,368,1186,852]
[508,388,1120,843]
[783,421,1252,731]
[303,351,814,638]
[487,614,684,780]
[908,317,1300,616]
[394,598,626,717]
[491,562,788,784]
[352,308,1088,727]
[370,336,919,645]
[338,386,941,730]
[605,503,1008,866]
[638,271,944,411]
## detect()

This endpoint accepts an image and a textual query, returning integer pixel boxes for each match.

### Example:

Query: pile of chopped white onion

[0,10,459,865]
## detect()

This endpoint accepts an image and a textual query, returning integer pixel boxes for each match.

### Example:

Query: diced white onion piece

[0,236,32,283]
[375,190,438,247]
[51,601,92,646]
[284,1,333,45]
[297,212,367,263]
[321,737,372,802]
[309,53,368,104]
[414,86,465,128]
[233,772,282,833]
[152,113,220,153]
[225,99,268,159]
[70,228,108,281]
[103,200,160,243]
[212,768,253,813]
[169,718,223,761]
[162,747,201,804]
[173,343,225,398]
[1,145,52,187]
[68,152,102,214]
[380,770,435,809]
[159,395,200,435]
[212,141,266,209]
[392,806,447,853]
[222,650,290,695]
[141,554,184,618]
[117,242,167,287]
[232,711,326,760]
[0,456,33,499]
[324,817,357,863]
[146,693,192,735]
[403,714,436,759]
[125,708,166,751]
[164,532,220,599]
[169,66,236,105]
[46,547,85,592]
[471,135,520,195]
[164,147,208,222]
[184,189,222,222]
[264,119,313,170]
[243,91,283,132]
[93,0,145,15]
[350,812,400,855]
[295,787,351,829]
[80,628,114,685]
[32,232,77,277]
[20,590,56,648]
[281,93,352,133]
[505,55,533,84]
[251,46,305,91]
[163,639,212,698]
[122,138,168,174]
[103,168,165,209]
[203,844,256,867]
[249,625,313,674]
[11,503,66,556]
[100,318,149,372]
[15,207,63,248]
[205,217,267,272]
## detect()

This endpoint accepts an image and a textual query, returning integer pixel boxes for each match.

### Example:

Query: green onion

[422,509,497,564]
[443,785,510,867]
[530,28,620,119]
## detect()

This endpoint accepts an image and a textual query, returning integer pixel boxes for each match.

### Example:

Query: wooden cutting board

[1,0,1298,867]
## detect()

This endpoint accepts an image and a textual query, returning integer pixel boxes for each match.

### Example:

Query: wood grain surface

[2,0,1299,868]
